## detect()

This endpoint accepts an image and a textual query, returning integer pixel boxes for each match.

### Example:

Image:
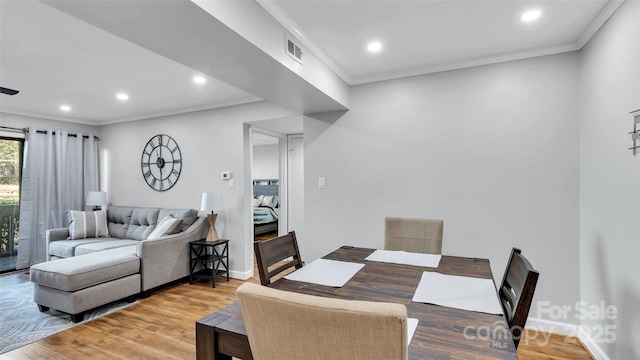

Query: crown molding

[1,96,262,126]
[576,0,624,48]
[256,0,353,85]
[351,43,581,85]
[97,96,263,125]
[0,108,102,127]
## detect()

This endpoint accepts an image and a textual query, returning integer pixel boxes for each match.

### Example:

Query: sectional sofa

[30,205,209,322]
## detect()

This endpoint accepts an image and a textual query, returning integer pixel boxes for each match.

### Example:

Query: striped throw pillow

[147,215,183,240]
[67,210,110,239]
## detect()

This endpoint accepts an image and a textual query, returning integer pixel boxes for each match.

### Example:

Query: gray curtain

[16,128,99,269]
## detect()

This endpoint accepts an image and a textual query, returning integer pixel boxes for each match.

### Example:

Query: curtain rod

[0,125,100,140]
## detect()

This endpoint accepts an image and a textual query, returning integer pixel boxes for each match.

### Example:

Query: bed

[253,181,279,237]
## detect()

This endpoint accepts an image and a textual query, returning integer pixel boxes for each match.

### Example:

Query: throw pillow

[67,210,110,239]
[147,215,183,240]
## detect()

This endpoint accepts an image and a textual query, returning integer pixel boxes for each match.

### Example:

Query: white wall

[579,1,640,358]
[99,101,295,276]
[252,144,279,180]
[305,52,581,324]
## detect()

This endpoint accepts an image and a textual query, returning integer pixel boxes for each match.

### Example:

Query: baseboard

[577,326,611,360]
[526,317,578,336]
[526,317,611,360]
[229,268,253,280]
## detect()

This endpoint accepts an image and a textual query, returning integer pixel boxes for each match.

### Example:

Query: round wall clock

[140,134,182,191]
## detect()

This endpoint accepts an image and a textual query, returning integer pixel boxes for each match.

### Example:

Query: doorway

[252,132,281,241]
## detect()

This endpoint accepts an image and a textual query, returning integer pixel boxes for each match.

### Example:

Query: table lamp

[201,192,223,241]
[86,191,108,211]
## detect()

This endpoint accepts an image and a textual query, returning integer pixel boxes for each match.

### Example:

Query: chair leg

[37,304,49,312]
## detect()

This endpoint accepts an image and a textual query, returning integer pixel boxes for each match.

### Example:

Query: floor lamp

[201,192,223,241]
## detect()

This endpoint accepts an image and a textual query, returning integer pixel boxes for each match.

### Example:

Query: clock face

[140,134,182,191]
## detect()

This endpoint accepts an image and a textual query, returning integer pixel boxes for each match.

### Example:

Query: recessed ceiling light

[59,105,71,111]
[367,41,382,53]
[521,10,541,22]
[116,93,129,101]
[193,76,206,84]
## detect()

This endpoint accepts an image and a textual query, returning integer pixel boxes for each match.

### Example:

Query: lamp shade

[86,191,108,207]
[201,192,223,212]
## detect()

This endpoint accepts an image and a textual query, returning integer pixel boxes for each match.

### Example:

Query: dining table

[196,246,518,360]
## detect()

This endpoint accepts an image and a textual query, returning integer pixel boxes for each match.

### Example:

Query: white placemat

[411,272,503,314]
[407,318,419,345]
[283,258,365,287]
[365,249,441,268]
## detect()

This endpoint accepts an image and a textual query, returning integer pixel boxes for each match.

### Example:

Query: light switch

[229,179,235,189]
[319,177,326,189]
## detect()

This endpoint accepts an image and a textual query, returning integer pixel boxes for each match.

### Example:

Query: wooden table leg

[196,313,232,360]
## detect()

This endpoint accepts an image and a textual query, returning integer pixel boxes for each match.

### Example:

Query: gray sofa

[30,206,209,321]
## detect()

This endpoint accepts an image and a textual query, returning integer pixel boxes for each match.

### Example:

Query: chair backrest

[499,247,539,348]
[254,231,303,286]
[384,217,443,254]
[237,282,408,360]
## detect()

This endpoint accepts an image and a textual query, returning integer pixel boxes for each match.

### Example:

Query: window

[0,137,23,272]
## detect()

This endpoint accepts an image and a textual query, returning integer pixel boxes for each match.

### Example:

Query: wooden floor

[1,269,593,360]
[254,231,278,241]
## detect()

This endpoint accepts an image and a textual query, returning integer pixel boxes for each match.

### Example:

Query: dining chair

[254,231,303,286]
[499,247,539,348]
[237,282,408,360]
[384,217,444,254]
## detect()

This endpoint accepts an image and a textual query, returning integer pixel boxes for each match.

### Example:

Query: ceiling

[267,0,617,85]
[0,0,619,125]
[0,1,259,125]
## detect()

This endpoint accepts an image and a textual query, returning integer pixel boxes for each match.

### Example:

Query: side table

[189,239,229,288]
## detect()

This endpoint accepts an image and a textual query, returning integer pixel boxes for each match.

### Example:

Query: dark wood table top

[198,246,518,360]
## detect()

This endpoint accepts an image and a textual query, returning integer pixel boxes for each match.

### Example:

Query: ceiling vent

[285,34,303,64]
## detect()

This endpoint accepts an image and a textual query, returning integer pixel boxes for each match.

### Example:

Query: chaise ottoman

[30,246,140,322]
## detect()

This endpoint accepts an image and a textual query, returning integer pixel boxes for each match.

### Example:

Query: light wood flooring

[1,269,593,360]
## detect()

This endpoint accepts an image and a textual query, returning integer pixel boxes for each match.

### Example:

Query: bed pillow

[261,195,275,207]
[147,215,183,240]
[252,198,262,207]
[67,210,110,239]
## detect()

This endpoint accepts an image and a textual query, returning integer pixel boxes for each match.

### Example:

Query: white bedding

[253,206,278,224]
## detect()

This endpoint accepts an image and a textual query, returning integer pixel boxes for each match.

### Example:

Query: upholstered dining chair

[384,217,444,254]
[499,247,539,348]
[237,282,408,360]
[254,231,303,286]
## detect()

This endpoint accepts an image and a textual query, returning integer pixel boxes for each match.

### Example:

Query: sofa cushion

[75,239,141,256]
[147,216,183,240]
[158,208,198,232]
[49,239,106,258]
[126,208,160,240]
[30,246,139,292]
[67,210,110,239]
[107,206,134,239]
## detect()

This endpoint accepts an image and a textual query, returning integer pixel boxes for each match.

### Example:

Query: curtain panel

[17,128,99,269]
